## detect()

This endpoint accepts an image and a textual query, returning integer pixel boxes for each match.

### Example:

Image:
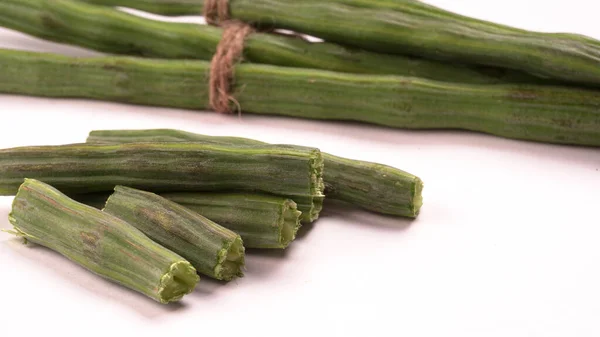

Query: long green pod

[8,179,199,304]
[82,0,600,87]
[159,193,302,249]
[323,153,423,216]
[87,129,423,218]
[1,50,599,147]
[78,0,525,35]
[73,191,303,249]
[0,0,543,84]
[103,186,245,281]
[0,141,325,222]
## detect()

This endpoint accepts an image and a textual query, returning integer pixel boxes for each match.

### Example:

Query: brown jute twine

[204,0,253,114]
[203,0,230,25]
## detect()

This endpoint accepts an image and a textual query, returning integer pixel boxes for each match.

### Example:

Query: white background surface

[1,1,599,336]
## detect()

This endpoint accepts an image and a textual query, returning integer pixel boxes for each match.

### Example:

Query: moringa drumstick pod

[0,50,598,146]
[72,192,303,249]
[7,179,199,304]
[103,186,245,281]
[0,0,541,84]
[87,129,424,218]
[81,0,600,88]
[0,141,325,222]
[158,193,302,248]
[71,191,303,248]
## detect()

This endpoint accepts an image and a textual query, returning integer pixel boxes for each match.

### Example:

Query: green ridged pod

[104,186,245,281]
[8,179,199,304]
[87,129,424,218]
[0,141,325,222]
[72,191,303,249]
[81,0,600,87]
[159,193,302,249]
[0,50,598,147]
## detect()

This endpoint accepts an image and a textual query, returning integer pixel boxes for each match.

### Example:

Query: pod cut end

[215,236,245,281]
[157,261,200,304]
[311,195,324,222]
[279,200,302,249]
[411,177,424,218]
[310,150,325,221]
[295,195,323,223]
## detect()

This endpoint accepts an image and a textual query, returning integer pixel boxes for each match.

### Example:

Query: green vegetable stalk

[7,179,199,304]
[87,129,424,218]
[159,193,301,249]
[82,0,600,87]
[72,191,303,248]
[104,186,245,281]
[0,49,598,146]
[0,141,325,222]
[0,0,542,84]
